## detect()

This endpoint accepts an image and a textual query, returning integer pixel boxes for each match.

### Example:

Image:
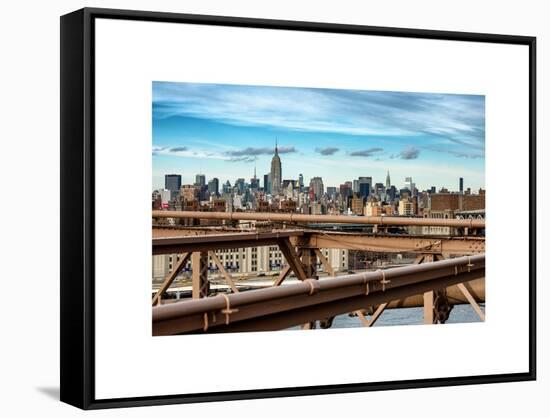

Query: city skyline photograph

[151,80,486,335]
[152,82,485,192]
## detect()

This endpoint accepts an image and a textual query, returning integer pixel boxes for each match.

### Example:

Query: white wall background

[0,0,547,416]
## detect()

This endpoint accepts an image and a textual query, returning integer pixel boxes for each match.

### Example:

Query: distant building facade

[153,247,349,281]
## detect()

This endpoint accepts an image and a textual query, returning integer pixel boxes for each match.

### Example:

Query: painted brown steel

[152,252,191,306]
[154,270,485,335]
[203,271,485,333]
[152,229,484,256]
[154,254,484,320]
[385,278,484,308]
[152,210,485,228]
[152,230,304,255]
[300,233,485,255]
[153,254,485,335]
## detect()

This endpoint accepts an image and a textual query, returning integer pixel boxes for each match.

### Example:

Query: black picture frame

[60,7,537,410]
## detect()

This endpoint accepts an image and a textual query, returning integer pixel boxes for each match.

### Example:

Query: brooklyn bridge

[151,211,485,335]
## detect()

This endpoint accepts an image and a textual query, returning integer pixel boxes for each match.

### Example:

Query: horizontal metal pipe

[152,210,485,228]
[153,254,485,323]
[206,272,485,333]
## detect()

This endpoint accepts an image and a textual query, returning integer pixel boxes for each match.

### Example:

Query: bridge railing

[153,254,485,335]
[152,210,485,229]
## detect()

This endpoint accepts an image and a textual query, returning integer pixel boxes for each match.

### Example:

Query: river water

[334,304,483,328]
[289,304,484,330]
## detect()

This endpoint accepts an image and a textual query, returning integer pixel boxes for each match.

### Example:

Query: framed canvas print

[60,7,536,409]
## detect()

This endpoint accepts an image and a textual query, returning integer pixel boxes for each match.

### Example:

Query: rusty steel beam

[314,249,335,276]
[153,230,484,256]
[152,252,191,306]
[296,233,485,255]
[208,273,485,333]
[153,254,485,335]
[191,252,209,299]
[273,249,302,286]
[208,251,239,293]
[301,248,318,279]
[273,265,292,286]
[357,303,388,327]
[152,210,485,228]
[153,230,304,255]
[278,238,308,281]
[384,278,484,309]
[457,282,486,320]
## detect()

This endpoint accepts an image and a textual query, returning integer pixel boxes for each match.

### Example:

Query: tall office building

[235,178,245,193]
[309,177,324,201]
[222,180,231,194]
[208,177,219,197]
[359,182,371,198]
[164,174,182,200]
[358,177,372,198]
[195,174,206,187]
[405,177,413,192]
[263,173,270,194]
[270,141,282,194]
[459,177,464,194]
[386,170,391,189]
[339,183,351,199]
[194,174,207,200]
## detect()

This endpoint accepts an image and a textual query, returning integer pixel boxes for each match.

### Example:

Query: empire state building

[270,141,282,194]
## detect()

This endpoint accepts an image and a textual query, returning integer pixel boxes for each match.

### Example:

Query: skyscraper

[250,166,259,190]
[459,177,464,194]
[270,140,282,195]
[165,174,181,191]
[386,170,391,189]
[164,174,182,200]
[222,180,231,194]
[309,177,324,201]
[235,178,245,193]
[359,182,370,199]
[358,177,372,198]
[263,173,270,194]
[208,178,219,197]
[195,174,206,187]
[195,174,207,200]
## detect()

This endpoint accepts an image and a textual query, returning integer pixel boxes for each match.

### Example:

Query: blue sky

[152,81,485,191]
